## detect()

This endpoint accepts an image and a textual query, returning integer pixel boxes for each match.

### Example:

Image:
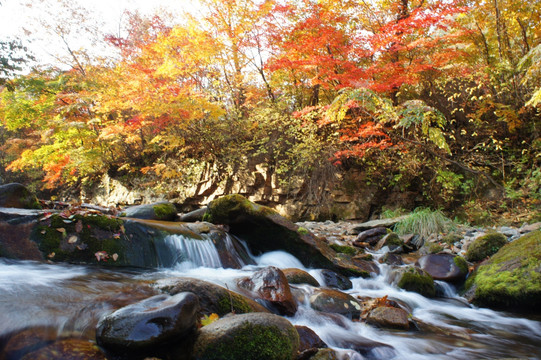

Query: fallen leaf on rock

[95,251,109,262]
[56,228,66,233]
[112,253,119,261]
[75,220,83,233]
[68,236,78,244]
[48,252,55,258]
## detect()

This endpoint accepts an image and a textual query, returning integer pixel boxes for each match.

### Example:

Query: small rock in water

[282,268,320,287]
[320,269,353,290]
[309,288,362,319]
[416,253,469,283]
[366,306,410,330]
[96,292,199,357]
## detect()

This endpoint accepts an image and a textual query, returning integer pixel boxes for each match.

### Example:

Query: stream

[1,233,540,359]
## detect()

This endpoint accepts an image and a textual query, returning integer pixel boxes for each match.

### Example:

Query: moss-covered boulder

[192,313,299,360]
[121,201,178,221]
[156,277,270,316]
[309,288,362,319]
[389,266,435,297]
[465,232,508,262]
[203,195,372,277]
[464,230,541,311]
[0,183,41,210]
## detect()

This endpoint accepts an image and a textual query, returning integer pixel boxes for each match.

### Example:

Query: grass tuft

[394,207,455,239]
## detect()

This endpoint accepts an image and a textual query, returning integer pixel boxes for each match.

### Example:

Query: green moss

[197,323,296,360]
[383,233,403,247]
[427,242,444,254]
[33,214,125,264]
[297,227,309,236]
[465,232,507,262]
[217,294,255,315]
[397,267,435,297]
[466,231,541,309]
[441,233,462,245]
[153,203,177,220]
[453,256,469,274]
[205,194,277,224]
[345,267,370,278]
[330,244,357,255]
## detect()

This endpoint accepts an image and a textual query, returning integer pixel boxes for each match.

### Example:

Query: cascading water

[1,245,540,359]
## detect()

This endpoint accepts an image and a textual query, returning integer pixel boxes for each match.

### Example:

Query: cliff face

[81,164,421,221]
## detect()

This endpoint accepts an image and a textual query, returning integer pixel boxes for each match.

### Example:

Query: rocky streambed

[0,185,540,359]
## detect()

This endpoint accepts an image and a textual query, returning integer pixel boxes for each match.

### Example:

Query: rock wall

[81,165,422,221]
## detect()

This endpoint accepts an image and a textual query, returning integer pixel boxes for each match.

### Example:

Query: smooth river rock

[416,253,469,283]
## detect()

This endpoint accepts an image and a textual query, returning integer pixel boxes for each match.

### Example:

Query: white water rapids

[0,237,540,359]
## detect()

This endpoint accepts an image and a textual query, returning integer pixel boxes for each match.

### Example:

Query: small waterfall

[163,234,223,269]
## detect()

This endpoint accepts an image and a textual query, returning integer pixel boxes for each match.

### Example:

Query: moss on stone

[397,267,435,297]
[330,244,357,255]
[465,230,541,310]
[217,293,256,315]
[441,233,462,245]
[465,232,507,262]
[205,194,278,224]
[297,227,309,236]
[427,242,444,254]
[153,203,177,220]
[196,323,297,360]
[453,256,469,275]
[383,233,403,247]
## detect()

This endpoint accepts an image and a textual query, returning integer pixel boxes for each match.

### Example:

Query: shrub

[394,208,455,239]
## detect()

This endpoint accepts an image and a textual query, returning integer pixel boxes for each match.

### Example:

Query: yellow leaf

[201,313,219,326]
[68,235,78,244]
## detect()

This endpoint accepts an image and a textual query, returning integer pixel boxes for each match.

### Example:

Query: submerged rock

[464,230,541,311]
[203,194,370,277]
[192,312,299,360]
[237,266,298,316]
[20,339,106,360]
[156,277,270,316]
[96,292,199,356]
[295,325,327,353]
[0,183,41,210]
[309,288,362,319]
[121,201,178,221]
[282,268,320,287]
[416,253,469,283]
[0,326,58,360]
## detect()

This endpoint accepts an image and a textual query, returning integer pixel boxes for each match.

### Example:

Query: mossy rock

[203,195,367,277]
[193,313,299,360]
[464,230,541,311]
[0,183,41,209]
[465,232,507,262]
[329,244,357,256]
[121,202,178,221]
[282,268,320,287]
[155,277,270,316]
[391,266,435,297]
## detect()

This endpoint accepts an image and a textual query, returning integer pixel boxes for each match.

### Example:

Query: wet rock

[333,335,395,358]
[203,195,366,277]
[309,288,362,319]
[350,258,380,277]
[295,325,327,353]
[465,232,507,262]
[20,339,106,360]
[156,277,270,316]
[374,233,403,252]
[520,222,541,233]
[464,230,541,311]
[0,326,57,360]
[320,269,352,290]
[96,292,199,356]
[351,217,406,232]
[282,268,320,287]
[366,306,410,330]
[192,312,299,360]
[416,253,469,283]
[379,253,404,266]
[389,266,435,297]
[179,207,207,222]
[354,227,387,246]
[0,183,41,210]
[237,266,297,316]
[121,201,178,221]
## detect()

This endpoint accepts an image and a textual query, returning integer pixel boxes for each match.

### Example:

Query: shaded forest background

[0,0,539,224]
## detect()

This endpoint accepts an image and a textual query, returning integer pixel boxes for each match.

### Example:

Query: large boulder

[464,230,541,311]
[0,183,41,210]
[366,306,410,330]
[416,253,469,283]
[465,232,507,262]
[203,195,372,277]
[192,313,300,360]
[237,266,298,316]
[156,277,270,316]
[96,292,199,357]
[121,201,178,221]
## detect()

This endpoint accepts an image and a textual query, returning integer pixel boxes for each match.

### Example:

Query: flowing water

[1,235,540,359]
